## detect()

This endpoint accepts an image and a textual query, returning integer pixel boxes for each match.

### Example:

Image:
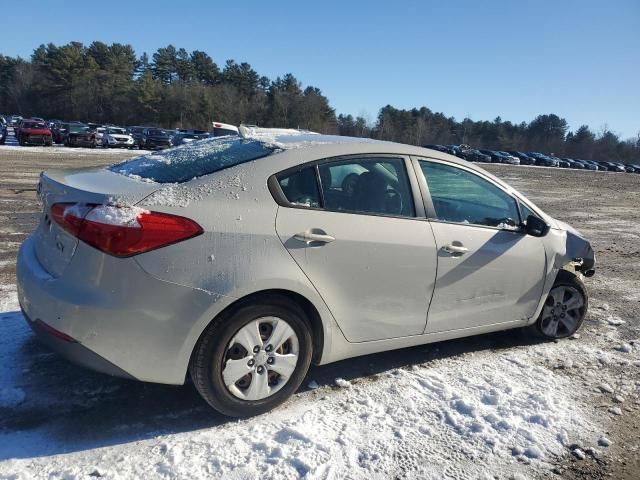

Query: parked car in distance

[10,115,23,126]
[507,151,536,165]
[424,144,450,153]
[579,160,599,171]
[94,126,107,145]
[51,122,68,144]
[459,148,491,163]
[126,126,148,148]
[139,127,173,150]
[565,159,584,169]
[601,162,625,172]
[527,152,559,167]
[17,129,595,417]
[65,124,97,148]
[496,151,520,165]
[478,150,519,165]
[102,126,135,149]
[173,132,210,146]
[17,119,53,146]
[52,121,85,144]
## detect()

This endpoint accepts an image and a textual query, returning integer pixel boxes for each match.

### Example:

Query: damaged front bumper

[561,223,596,276]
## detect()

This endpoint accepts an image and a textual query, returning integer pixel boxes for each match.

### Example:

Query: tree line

[1,41,638,162]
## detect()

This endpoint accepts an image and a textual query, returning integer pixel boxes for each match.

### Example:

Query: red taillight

[50,203,203,257]
[50,203,91,236]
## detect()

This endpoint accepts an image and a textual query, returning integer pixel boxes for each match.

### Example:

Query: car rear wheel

[190,298,313,417]
[535,270,588,339]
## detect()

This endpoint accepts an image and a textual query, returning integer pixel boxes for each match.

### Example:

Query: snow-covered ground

[0,279,635,479]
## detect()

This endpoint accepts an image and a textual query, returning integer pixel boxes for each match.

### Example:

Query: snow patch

[334,377,352,389]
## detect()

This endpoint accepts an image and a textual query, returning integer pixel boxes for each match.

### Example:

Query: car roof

[236,128,514,188]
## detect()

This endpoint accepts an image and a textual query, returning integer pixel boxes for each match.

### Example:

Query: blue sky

[2,0,639,138]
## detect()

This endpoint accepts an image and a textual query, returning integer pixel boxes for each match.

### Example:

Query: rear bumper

[22,311,136,379]
[16,235,222,384]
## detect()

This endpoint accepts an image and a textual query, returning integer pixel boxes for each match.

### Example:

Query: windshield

[69,125,89,133]
[107,127,126,134]
[110,136,277,183]
[147,129,166,136]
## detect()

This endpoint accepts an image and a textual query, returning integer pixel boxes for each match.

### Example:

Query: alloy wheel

[539,285,585,338]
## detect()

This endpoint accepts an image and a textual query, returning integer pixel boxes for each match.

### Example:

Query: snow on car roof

[239,125,386,150]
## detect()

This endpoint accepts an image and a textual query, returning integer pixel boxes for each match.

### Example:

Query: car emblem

[56,240,64,253]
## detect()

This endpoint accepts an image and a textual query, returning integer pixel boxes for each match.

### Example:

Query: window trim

[411,156,526,233]
[268,154,425,220]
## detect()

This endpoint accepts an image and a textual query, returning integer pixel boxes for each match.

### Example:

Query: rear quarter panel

[132,159,341,367]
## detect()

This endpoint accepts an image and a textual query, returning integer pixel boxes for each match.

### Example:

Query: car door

[415,158,546,334]
[274,156,438,343]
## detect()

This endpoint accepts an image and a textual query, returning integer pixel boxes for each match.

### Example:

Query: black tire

[190,297,313,417]
[534,270,588,339]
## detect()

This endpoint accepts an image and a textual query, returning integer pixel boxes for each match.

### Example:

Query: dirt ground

[0,147,638,478]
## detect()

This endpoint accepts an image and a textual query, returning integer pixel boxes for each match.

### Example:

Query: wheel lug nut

[253,346,260,353]
[267,357,274,364]
[247,359,255,367]
[265,345,272,352]
[257,366,264,374]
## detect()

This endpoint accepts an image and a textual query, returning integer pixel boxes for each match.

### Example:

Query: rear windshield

[110,136,276,183]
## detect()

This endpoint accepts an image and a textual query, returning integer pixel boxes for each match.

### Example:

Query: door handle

[442,243,468,254]
[294,231,335,244]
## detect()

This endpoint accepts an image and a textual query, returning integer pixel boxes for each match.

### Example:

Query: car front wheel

[536,270,588,339]
[190,298,313,417]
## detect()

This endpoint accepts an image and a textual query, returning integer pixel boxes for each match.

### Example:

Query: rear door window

[277,167,321,207]
[318,157,415,217]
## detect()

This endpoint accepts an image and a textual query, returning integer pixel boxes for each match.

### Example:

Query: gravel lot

[0,147,638,479]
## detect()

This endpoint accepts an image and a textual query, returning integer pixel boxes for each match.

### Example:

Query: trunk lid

[35,167,160,277]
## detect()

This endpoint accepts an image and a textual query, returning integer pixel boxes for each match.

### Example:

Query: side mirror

[525,215,549,237]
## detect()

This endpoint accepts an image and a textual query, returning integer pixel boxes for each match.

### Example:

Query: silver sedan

[17,128,595,417]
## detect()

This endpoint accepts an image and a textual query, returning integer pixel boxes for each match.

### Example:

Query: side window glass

[278,167,321,208]
[419,161,520,229]
[519,203,537,224]
[318,157,415,217]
